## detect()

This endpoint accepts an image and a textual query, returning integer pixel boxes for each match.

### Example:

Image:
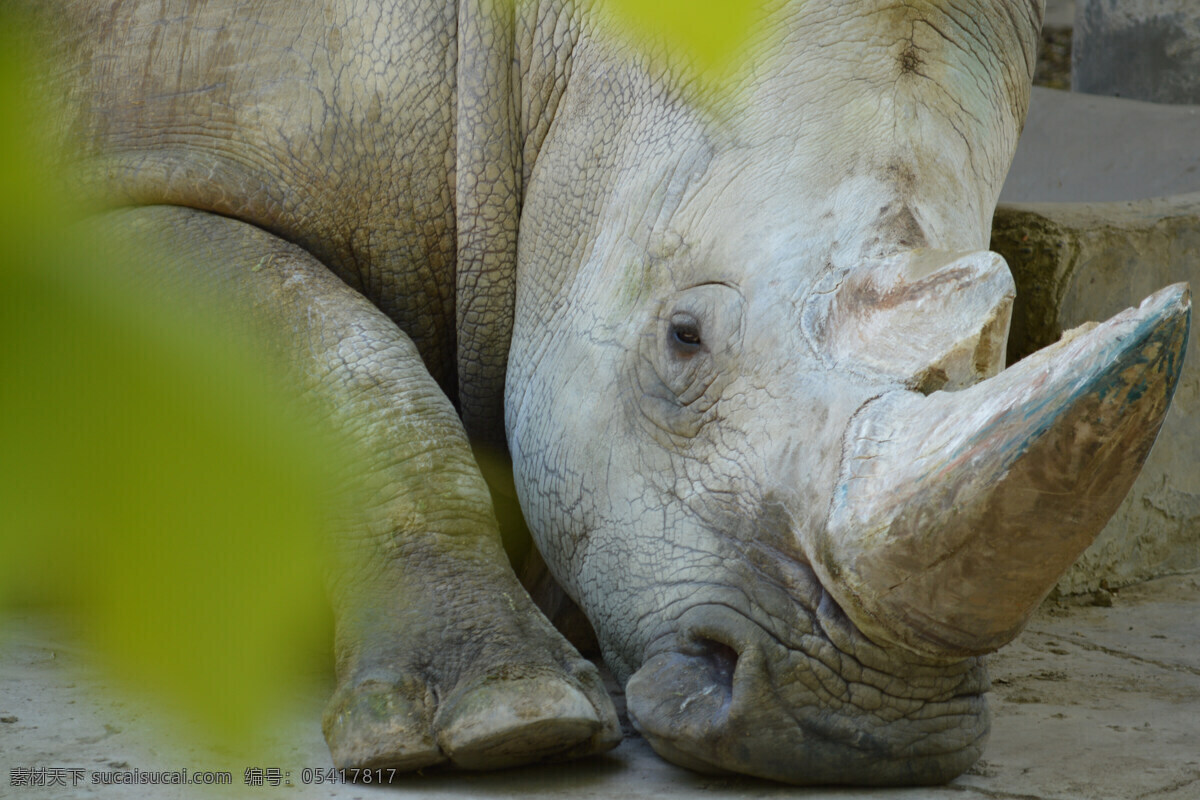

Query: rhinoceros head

[505,0,1189,784]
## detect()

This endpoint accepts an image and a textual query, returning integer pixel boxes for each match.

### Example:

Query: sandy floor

[3,572,1197,800]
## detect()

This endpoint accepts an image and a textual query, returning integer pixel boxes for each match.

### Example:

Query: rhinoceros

[37,0,1190,786]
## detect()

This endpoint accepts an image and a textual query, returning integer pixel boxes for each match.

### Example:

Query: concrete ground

[3,572,1198,800]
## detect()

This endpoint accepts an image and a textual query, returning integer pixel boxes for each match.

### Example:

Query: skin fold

[34,0,1192,786]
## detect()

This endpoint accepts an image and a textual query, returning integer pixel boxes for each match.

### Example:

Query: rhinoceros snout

[624,603,989,785]
[625,638,740,775]
[626,611,763,779]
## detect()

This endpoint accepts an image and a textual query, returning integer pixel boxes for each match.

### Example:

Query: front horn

[809,283,1191,660]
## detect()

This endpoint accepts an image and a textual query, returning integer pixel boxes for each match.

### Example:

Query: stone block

[991,193,1200,593]
[1074,0,1200,104]
[1001,87,1200,204]
[1044,0,1075,29]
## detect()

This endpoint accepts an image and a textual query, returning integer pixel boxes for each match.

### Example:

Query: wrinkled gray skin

[36,0,1191,786]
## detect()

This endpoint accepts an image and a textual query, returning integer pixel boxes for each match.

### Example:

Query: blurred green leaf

[0,9,351,752]
[606,0,758,70]
[597,0,769,105]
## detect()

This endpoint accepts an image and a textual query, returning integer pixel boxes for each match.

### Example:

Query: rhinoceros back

[43,0,462,396]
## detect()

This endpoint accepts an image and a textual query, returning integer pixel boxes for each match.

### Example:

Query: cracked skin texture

[35,0,1060,786]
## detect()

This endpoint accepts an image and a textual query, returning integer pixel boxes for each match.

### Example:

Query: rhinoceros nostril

[689,637,739,696]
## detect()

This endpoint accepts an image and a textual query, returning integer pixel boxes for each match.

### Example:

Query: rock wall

[1074,0,1200,104]
[992,194,1200,593]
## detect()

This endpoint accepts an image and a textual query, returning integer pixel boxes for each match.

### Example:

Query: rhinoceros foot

[433,668,610,770]
[323,624,620,772]
[322,669,441,771]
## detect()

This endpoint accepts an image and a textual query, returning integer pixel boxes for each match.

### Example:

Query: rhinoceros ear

[802,250,1015,393]
[810,283,1191,661]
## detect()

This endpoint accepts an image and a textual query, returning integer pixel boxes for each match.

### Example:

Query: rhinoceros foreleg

[86,204,620,771]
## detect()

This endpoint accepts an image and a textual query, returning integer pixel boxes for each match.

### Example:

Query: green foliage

[606,0,759,71]
[598,0,771,104]
[0,11,351,753]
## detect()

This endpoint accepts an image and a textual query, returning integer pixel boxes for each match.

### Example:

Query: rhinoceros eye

[669,313,703,353]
